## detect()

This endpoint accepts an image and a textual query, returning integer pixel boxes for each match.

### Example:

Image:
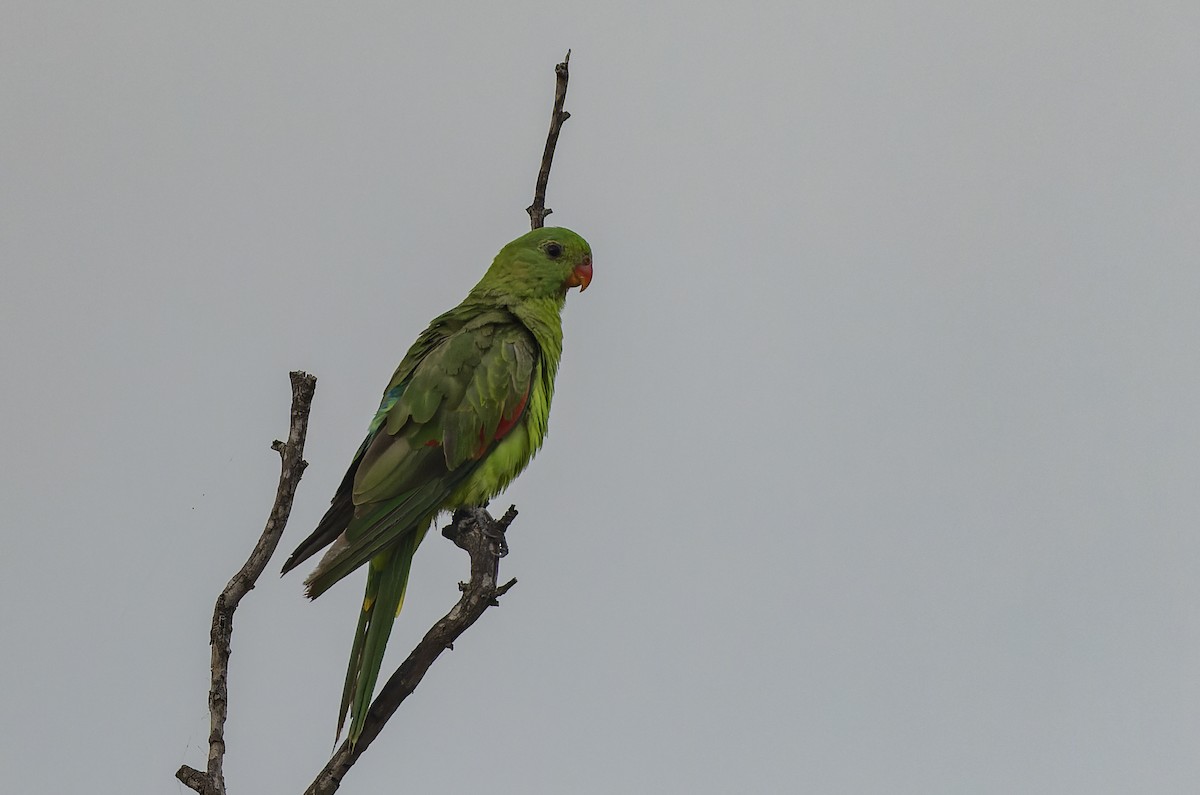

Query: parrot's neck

[510,295,565,363]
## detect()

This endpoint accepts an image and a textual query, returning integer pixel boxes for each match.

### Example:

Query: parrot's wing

[300,312,537,598]
[279,318,450,576]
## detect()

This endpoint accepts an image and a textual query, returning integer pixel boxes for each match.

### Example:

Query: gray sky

[3,2,1198,793]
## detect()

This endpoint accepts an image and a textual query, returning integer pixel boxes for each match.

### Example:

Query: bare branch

[304,506,518,795]
[178,52,581,794]
[527,50,572,230]
[176,371,318,795]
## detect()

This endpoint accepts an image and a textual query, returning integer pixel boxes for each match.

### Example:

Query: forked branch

[178,51,577,794]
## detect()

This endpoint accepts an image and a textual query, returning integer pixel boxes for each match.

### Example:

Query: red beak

[567,255,593,292]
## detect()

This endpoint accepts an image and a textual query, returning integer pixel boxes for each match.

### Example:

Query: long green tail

[338,525,428,745]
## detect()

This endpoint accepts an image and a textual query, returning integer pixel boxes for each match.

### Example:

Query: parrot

[281,226,592,746]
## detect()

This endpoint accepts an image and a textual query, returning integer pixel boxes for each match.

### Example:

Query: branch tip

[527,53,572,230]
[497,505,519,530]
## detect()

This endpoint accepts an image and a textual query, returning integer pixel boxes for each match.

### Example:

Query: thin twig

[527,50,572,230]
[304,507,519,795]
[176,371,318,795]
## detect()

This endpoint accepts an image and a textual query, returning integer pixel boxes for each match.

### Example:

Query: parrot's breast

[446,358,552,507]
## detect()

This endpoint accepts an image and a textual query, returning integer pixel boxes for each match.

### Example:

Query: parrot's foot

[443,505,510,557]
[469,506,509,557]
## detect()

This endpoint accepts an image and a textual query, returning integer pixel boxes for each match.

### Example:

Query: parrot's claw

[469,506,509,557]
[443,506,509,557]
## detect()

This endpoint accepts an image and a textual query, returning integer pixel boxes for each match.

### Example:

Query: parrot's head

[476,226,592,300]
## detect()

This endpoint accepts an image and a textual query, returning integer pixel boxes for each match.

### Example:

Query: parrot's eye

[545,242,563,259]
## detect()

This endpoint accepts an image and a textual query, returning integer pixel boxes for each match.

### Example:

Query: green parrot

[281,227,592,745]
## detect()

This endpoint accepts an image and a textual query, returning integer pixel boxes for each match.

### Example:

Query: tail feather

[340,525,429,746]
[281,467,357,575]
[336,568,376,744]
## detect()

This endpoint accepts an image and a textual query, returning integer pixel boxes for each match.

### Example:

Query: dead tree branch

[304,52,576,790]
[176,371,318,795]
[304,506,519,795]
[178,51,577,795]
[527,51,572,230]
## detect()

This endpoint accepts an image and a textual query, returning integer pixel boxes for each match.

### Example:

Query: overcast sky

[3,2,1199,793]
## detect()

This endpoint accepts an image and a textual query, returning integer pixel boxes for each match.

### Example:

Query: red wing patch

[471,387,531,460]
[493,387,530,441]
